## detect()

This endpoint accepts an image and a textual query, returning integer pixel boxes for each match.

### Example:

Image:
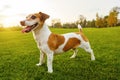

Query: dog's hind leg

[70,49,78,58]
[81,42,95,60]
[85,48,95,61]
[36,50,45,66]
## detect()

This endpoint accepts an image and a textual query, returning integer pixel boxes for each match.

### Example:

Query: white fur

[32,23,54,73]
[32,23,95,73]
[25,20,38,26]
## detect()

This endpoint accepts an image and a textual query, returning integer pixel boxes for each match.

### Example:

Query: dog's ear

[39,12,50,22]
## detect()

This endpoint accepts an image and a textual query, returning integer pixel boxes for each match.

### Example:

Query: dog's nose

[20,21,25,26]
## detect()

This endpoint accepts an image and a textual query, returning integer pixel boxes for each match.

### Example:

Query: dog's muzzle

[20,21,38,33]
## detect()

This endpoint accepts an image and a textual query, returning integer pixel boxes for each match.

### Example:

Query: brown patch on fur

[20,21,25,26]
[39,12,50,22]
[48,33,65,51]
[34,13,41,19]
[63,38,81,52]
[76,32,89,42]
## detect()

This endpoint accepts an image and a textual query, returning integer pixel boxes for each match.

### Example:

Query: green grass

[0,27,120,80]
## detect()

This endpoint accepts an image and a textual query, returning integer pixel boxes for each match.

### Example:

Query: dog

[20,12,95,73]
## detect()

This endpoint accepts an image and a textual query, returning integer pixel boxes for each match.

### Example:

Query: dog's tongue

[22,26,31,33]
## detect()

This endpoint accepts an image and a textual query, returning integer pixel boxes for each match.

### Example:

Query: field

[0,27,120,80]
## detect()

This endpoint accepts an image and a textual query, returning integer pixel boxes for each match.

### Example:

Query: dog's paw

[70,56,76,59]
[91,56,95,61]
[36,63,42,66]
[70,55,76,59]
[48,70,53,73]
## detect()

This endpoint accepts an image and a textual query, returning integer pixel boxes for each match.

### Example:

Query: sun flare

[3,18,11,27]
[2,16,21,27]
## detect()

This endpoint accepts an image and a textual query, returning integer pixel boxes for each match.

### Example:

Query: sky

[0,0,120,27]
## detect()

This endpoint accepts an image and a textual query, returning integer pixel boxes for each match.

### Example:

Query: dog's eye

[31,15,36,19]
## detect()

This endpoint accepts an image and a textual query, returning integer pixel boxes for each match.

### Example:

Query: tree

[95,13,100,27]
[111,7,120,14]
[54,22,62,28]
[63,23,70,28]
[107,11,118,27]
[103,16,108,27]
[86,20,95,28]
[91,19,96,28]
[95,13,105,28]
[69,23,77,28]
[62,23,77,28]
[51,19,61,28]
[107,7,120,27]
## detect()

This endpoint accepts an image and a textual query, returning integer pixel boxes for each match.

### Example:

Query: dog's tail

[78,24,82,32]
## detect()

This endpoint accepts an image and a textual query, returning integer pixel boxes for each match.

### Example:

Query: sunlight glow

[3,18,13,27]
[2,16,22,27]
[0,0,119,27]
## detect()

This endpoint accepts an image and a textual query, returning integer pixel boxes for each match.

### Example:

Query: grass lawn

[0,27,120,80]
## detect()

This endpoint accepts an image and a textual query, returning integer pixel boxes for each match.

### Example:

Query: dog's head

[20,12,49,33]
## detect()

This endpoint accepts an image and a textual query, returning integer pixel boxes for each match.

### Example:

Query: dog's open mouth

[22,23,38,33]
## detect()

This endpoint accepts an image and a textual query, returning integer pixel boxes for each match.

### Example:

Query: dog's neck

[32,23,51,42]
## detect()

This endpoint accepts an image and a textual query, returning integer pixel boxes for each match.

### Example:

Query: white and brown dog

[20,12,95,73]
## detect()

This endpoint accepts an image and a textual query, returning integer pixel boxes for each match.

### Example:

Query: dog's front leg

[46,52,54,73]
[36,50,45,66]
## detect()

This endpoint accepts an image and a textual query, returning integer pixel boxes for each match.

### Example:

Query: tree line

[51,7,120,28]
[0,7,120,31]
